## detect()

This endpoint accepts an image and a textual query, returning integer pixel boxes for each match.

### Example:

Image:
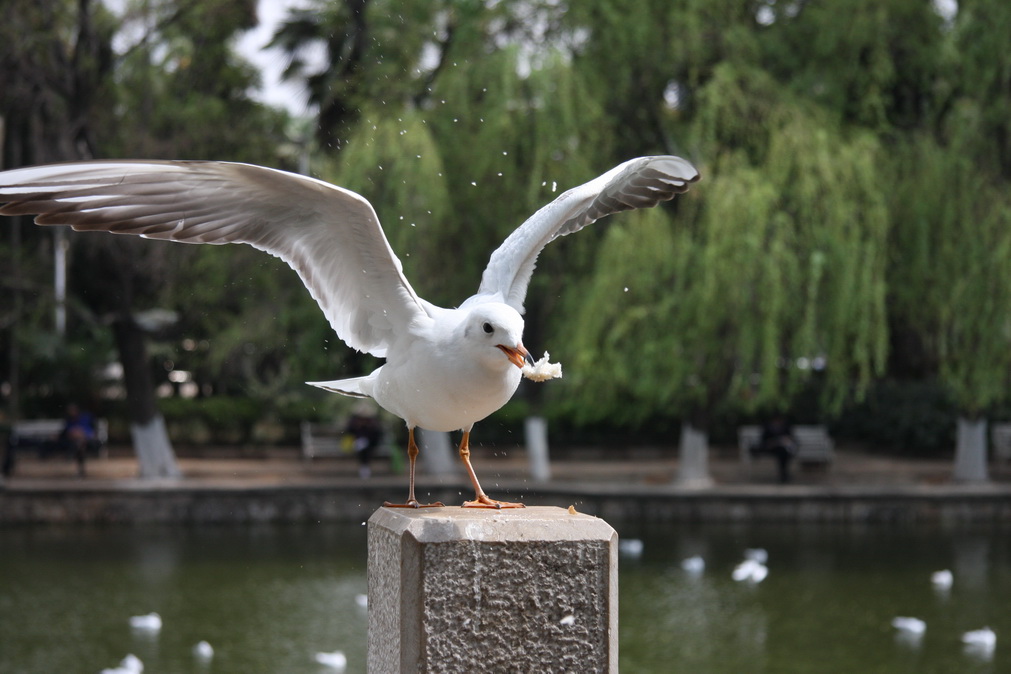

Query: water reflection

[615,521,1009,673]
[0,521,1008,673]
[0,524,370,674]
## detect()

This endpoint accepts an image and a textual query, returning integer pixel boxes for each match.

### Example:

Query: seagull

[931,569,953,590]
[618,538,644,557]
[962,627,996,659]
[0,156,699,507]
[314,650,348,670]
[100,653,144,674]
[732,558,769,583]
[192,640,214,660]
[891,616,926,635]
[128,612,162,632]
[680,555,705,574]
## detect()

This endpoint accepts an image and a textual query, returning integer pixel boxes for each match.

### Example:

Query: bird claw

[384,500,445,509]
[462,496,525,509]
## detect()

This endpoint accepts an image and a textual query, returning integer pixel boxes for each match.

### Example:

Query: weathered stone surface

[368,506,617,673]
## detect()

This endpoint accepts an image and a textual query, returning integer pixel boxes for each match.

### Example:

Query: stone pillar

[368,506,618,673]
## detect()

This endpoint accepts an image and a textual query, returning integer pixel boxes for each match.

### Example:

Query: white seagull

[962,627,996,659]
[128,612,162,632]
[100,653,144,674]
[931,569,953,590]
[0,156,699,507]
[891,616,926,635]
[314,650,348,670]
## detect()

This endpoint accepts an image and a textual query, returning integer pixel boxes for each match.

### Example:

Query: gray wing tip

[643,155,701,184]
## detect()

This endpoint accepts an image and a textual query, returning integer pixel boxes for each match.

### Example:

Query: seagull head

[462,303,530,370]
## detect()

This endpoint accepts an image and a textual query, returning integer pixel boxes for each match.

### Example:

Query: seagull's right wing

[0,160,429,357]
[476,155,699,312]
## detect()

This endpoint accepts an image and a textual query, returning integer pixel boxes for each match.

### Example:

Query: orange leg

[384,427,444,508]
[459,430,524,509]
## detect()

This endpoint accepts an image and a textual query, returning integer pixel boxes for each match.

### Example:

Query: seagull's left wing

[0,160,429,357]
[476,155,699,312]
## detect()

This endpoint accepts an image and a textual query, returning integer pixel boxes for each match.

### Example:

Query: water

[1,521,1008,673]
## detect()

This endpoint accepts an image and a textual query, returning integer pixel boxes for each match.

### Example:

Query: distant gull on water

[128,613,161,632]
[100,653,144,674]
[0,156,698,507]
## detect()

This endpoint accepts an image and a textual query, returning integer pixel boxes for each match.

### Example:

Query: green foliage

[4,0,1011,450]
[946,0,1011,175]
[101,0,288,162]
[887,135,1011,416]
[760,0,946,131]
[833,379,957,455]
[557,69,888,425]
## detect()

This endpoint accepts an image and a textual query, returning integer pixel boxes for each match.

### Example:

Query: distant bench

[3,418,109,475]
[10,418,109,454]
[738,425,835,467]
[300,421,391,462]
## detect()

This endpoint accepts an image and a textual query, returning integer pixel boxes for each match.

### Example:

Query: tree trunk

[418,428,456,476]
[112,316,180,479]
[676,422,714,488]
[953,416,988,483]
[525,416,551,482]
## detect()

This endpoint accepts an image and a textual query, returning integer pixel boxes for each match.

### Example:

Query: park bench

[300,421,391,462]
[300,422,347,460]
[991,423,1011,465]
[3,418,109,476]
[738,424,835,467]
[10,418,109,455]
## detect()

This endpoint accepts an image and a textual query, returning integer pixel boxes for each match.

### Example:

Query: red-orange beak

[497,343,531,369]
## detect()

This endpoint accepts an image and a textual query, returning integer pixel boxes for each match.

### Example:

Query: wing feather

[477,155,699,312]
[0,160,429,357]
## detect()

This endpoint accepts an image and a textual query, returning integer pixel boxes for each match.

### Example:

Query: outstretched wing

[0,160,429,357]
[476,155,700,312]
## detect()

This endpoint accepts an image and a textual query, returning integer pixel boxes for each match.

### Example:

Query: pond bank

[2,447,1010,524]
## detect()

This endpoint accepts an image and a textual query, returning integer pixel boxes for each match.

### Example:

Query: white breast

[366,355,522,432]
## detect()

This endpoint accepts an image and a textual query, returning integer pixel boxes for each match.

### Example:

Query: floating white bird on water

[891,617,926,635]
[128,613,161,632]
[100,653,143,674]
[680,555,705,574]
[0,156,698,507]
[931,569,953,590]
[962,627,996,659]
[192,640,214,660]
[732,558,769,583]
[315,650,348,670]
[744,548,768,564]
[618,538,644,557]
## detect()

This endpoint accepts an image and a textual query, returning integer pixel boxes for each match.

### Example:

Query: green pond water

[1,519,1007,673]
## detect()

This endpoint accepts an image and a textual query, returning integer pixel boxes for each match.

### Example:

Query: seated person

[59,404,100,477]
[751,414,798,483]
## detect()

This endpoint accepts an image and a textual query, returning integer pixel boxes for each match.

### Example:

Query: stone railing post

[368,506,618,672]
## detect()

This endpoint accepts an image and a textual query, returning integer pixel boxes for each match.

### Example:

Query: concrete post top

[369,505,616,544]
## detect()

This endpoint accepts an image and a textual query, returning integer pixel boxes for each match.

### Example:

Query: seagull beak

[497,343,530,369]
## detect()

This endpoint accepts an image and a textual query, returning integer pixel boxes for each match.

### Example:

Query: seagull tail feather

[306,377,371,398]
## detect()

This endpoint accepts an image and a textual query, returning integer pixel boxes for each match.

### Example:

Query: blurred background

[1,0,1010,469]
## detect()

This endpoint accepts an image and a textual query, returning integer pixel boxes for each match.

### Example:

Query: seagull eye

[482,322,494,334]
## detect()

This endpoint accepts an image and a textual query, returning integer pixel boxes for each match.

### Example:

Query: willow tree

[558,65,889,479]
[888,137,1011,482]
